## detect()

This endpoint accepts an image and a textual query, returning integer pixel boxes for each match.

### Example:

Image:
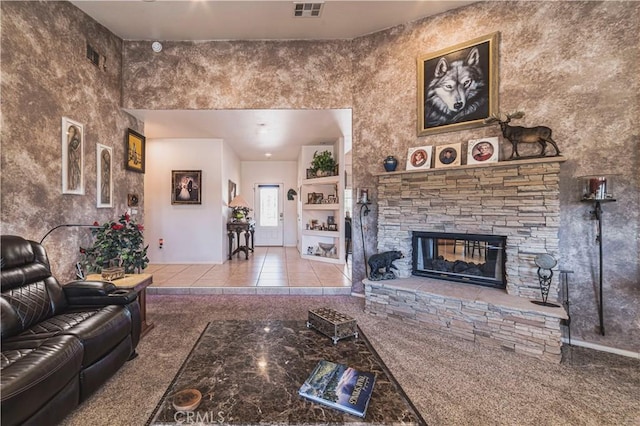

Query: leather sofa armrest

[63,280,137,306]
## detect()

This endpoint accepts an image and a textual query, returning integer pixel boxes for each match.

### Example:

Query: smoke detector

[151,41,162,53]
[293,2,324,17]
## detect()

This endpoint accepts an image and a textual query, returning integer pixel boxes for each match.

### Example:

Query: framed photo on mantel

[435,143,461,168]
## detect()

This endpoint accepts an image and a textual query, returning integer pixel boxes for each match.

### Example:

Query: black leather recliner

[1,235,141,426]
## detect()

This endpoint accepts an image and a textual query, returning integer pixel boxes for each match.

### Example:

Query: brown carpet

[60,295,640,426]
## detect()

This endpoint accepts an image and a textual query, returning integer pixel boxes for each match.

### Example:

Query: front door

[254,184,283,246]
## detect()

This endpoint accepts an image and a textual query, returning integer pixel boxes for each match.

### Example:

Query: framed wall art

[467,137,499,165]
[228,180,237,204]
[406,146,433,171]
[435,143,462,168]
[61,117,84,194]
[96,144,113,208]
[172,170,202,205]
[125,128,146,173]
[417,32,499,137]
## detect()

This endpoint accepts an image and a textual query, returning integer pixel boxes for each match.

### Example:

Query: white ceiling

[73,1,475,160]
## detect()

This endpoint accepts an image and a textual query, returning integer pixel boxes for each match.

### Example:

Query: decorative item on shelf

[318,242,336,257]
[531,254,560,307]
[229,195,252,222]
[578,174,617,336]
[435,143,461,168]
[383,155,398,172]
[467,137,499,165]
[310,150,337,177]
[406,146,433,170]
[79,213,149,274]
[483,112,560,159]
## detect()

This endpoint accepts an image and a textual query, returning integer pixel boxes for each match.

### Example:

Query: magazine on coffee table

[299,360,375,418]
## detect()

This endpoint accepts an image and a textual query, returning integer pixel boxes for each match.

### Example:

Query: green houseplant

[80,213,149,274]
[310,150,337,177]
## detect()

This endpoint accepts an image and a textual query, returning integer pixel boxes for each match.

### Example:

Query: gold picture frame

[125,128,146,173]
[417,32,499,137]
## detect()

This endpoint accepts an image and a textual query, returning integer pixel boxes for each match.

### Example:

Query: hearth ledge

[363,277,568,320]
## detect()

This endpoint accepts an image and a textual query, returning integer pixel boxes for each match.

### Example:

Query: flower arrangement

[80,213,149,273]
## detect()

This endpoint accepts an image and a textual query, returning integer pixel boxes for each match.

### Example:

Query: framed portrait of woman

[467,137,499,165]
[406,146,433,170]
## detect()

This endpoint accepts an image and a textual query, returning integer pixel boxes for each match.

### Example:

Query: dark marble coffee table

[147,320,425,425]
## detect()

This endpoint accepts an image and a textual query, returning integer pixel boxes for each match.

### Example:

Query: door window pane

[259,186,278,227]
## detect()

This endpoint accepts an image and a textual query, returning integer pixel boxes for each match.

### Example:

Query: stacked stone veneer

[365,157,568,362]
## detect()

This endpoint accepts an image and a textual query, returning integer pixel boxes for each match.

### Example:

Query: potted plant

[80,213,149,274]
[310,150,337,177]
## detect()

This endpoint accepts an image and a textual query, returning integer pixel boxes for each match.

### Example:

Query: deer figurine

[484,112,560,159]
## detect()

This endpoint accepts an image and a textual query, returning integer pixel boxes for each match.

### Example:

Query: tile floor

[145,246,352,295]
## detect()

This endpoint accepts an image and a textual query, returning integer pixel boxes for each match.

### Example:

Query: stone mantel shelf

[374,155,567,177]
[363,277,568,320]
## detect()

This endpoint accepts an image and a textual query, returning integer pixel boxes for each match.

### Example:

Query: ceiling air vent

[293,2,324,18]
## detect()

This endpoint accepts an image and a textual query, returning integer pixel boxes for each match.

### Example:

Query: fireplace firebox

[412,232,507,289]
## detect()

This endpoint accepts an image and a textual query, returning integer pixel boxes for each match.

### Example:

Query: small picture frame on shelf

[406,145,432,170]
[328,224,338,231]
[467,137,499,165]
[327,195,337,204]
[307,192,316,204]
[313,193,324,204]
[435,143,461,168]
[327,215,335,225]
[306,168,317,179]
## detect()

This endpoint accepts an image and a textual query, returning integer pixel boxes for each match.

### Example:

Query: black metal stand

[531,266,561,308]
[560,270,573,345]
[359,202,370,278]
[582,198,615,336]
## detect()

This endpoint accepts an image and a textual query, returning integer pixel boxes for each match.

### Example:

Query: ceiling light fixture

[265,153,272,158]
[151,41,162,53]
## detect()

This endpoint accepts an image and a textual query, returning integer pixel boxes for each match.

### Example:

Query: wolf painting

[424,44,489,127]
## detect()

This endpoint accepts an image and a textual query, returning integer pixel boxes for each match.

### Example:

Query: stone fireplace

[364,157,568,362]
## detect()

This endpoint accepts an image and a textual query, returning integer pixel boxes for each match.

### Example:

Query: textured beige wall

[1,2,144,279]
[350,1,639,351]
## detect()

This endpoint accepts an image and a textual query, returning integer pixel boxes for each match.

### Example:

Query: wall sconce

[579,174,617,335]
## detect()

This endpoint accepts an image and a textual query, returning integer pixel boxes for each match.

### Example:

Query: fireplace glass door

[412,232,507,289]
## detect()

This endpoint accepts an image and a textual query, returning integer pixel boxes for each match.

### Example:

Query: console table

[227,220,255,260]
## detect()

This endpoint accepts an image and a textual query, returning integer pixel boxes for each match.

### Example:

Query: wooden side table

[87,273,154,338]
[227,220,255,260]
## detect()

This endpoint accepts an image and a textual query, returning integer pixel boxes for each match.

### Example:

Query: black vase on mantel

[383,155,398,172]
